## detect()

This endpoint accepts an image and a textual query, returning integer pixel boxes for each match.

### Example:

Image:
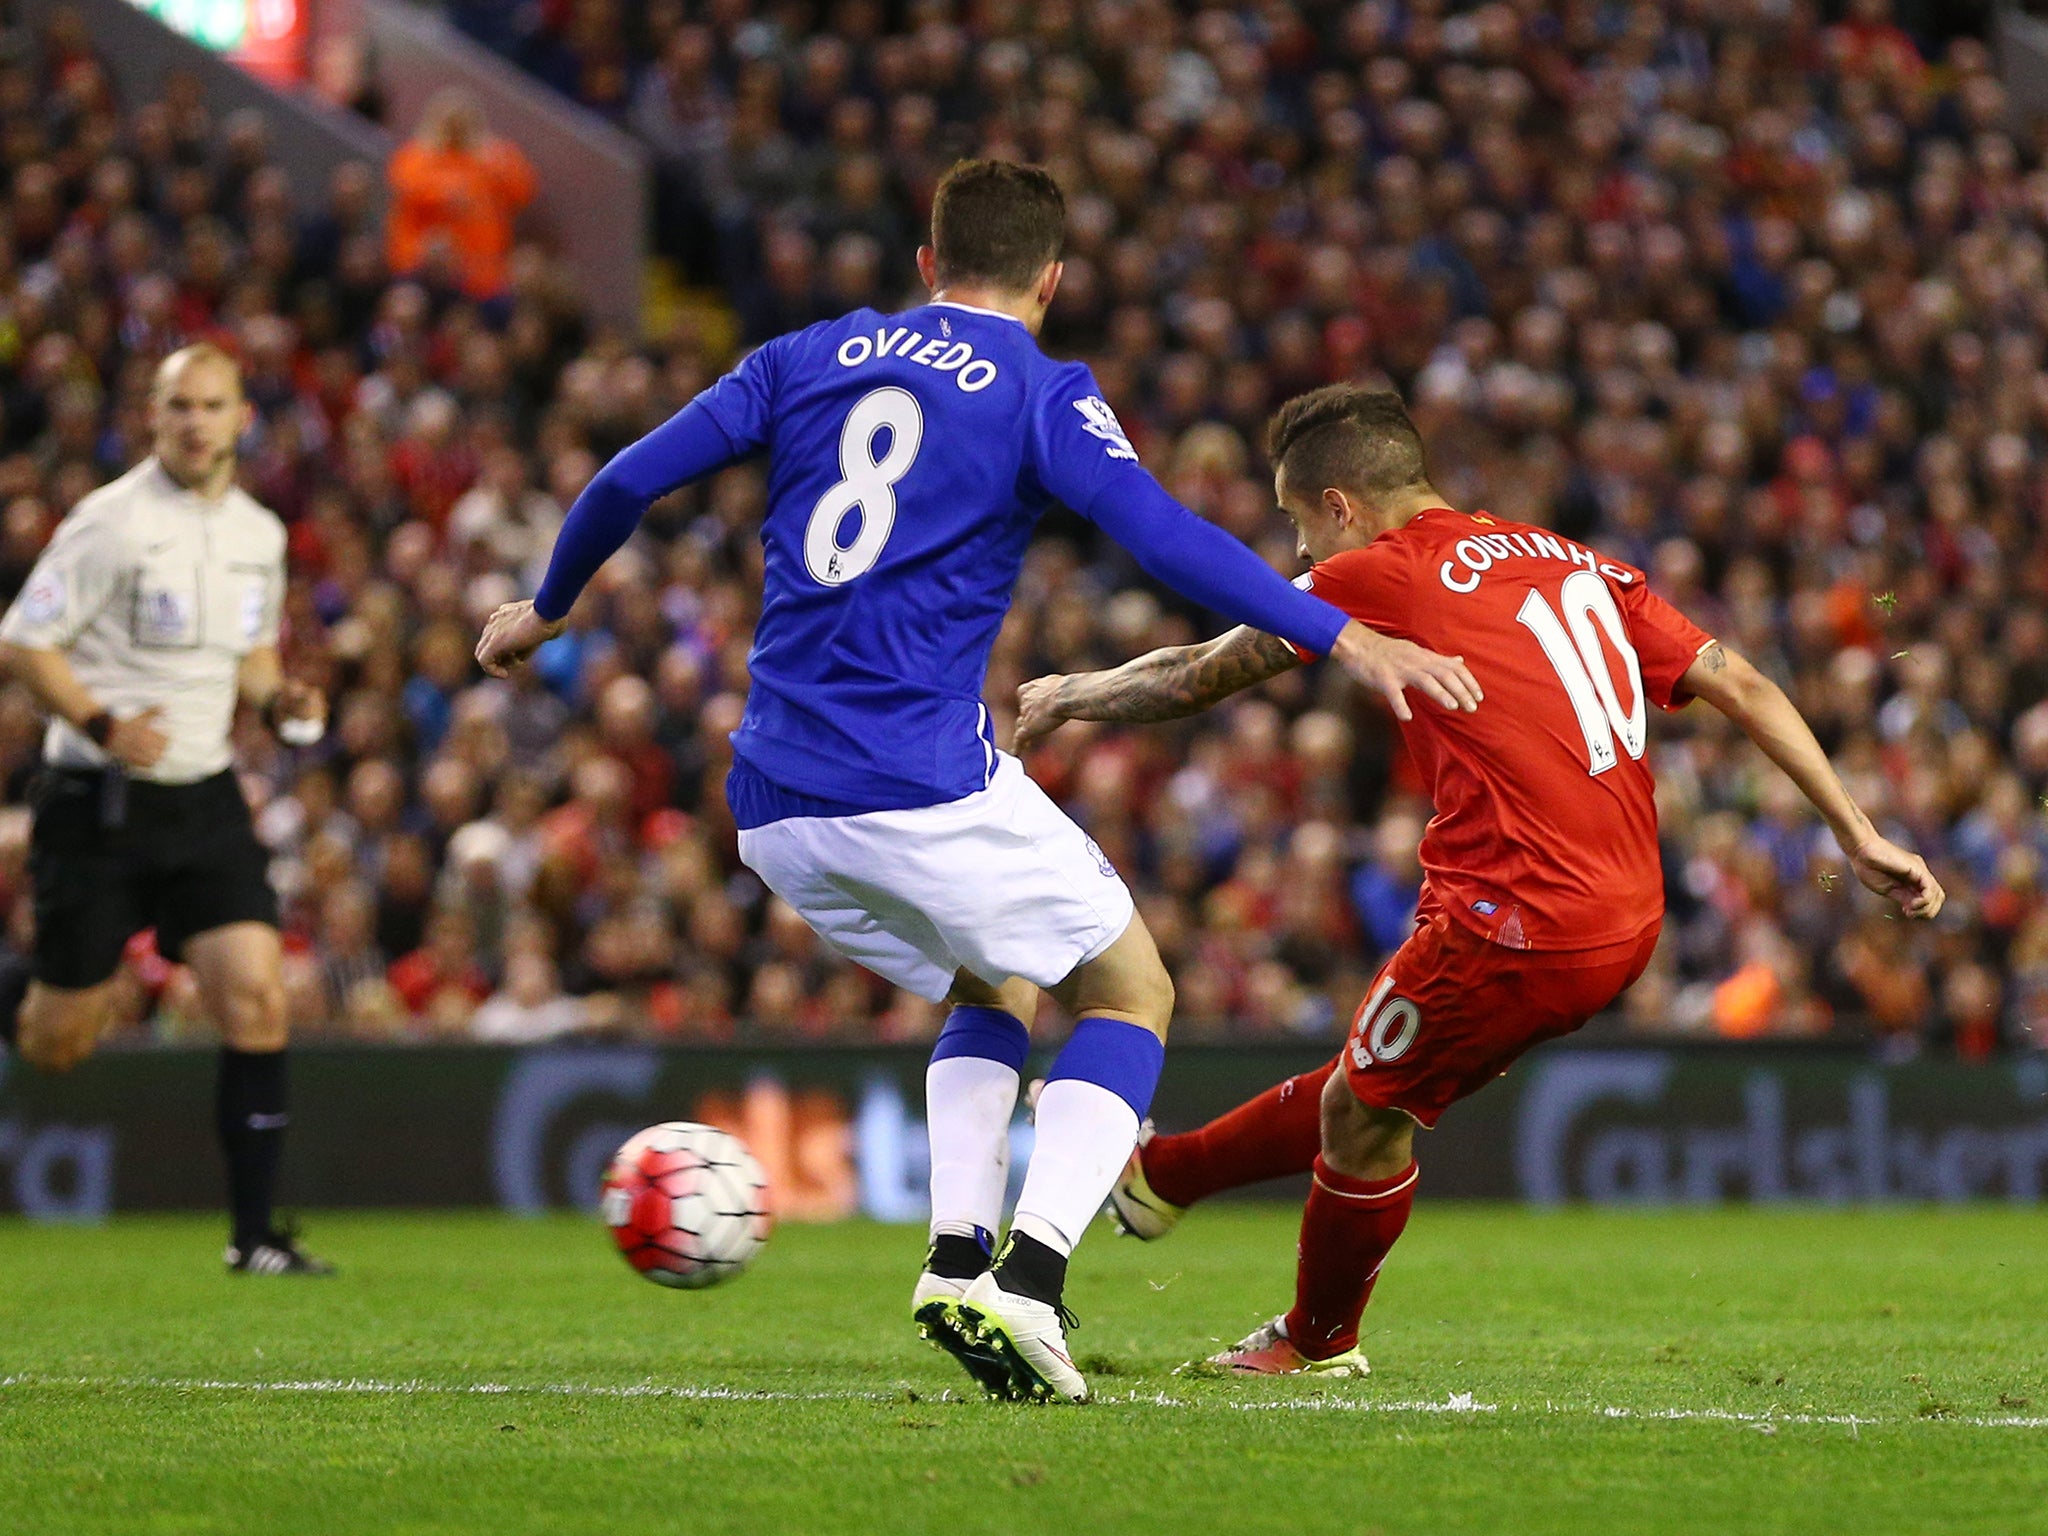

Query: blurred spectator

[1350,809,1425,960]
[318,883,389,1022]
[471,950,594,1044]
[385,88,536,302]
[388,905,493,1027]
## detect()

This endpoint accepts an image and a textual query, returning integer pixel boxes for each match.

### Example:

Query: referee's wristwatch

[83,710,115,748]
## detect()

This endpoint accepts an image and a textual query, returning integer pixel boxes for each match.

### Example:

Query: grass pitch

[1,1205,2044,1535]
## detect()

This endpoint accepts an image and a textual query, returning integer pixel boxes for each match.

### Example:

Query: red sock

[1282,1155,1417,1360]
[1142,1058,1337,1207]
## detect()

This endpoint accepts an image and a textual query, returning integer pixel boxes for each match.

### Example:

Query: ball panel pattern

[600,1121,774,1289]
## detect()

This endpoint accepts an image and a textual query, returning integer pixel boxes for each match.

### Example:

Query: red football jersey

[1295,509,1716,953]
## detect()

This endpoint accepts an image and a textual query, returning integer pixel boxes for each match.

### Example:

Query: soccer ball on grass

[600,1122,773,1289]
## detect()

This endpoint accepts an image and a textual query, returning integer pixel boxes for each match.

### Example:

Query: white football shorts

[736,753,1135,1001]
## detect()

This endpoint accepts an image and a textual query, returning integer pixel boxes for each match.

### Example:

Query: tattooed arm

[1013,625,1304,753]
[1681,640,1943,918]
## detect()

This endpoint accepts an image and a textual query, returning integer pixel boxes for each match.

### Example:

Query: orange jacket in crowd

[385,137,537,299]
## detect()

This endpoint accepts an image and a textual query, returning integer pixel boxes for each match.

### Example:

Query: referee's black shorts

[27,768,279,989]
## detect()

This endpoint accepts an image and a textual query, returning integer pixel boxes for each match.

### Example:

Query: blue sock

[1008,1017,1166,1257]
[930,1005,1030,1072]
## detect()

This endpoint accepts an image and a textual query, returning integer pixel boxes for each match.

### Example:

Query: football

[599,1122,774,1289]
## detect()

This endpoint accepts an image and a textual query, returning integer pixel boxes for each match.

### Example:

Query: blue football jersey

[697,301,1162,813]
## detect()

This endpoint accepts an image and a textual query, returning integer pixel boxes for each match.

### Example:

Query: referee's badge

[135,584,195,646]
[20,569,65,626]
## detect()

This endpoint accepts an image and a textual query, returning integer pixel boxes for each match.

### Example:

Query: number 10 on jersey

[1516,569,1647,776]
[805,388,925,585]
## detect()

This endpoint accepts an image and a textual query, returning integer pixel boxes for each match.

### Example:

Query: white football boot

[953,1270,1088,1403]
[912,1269,1017,1399]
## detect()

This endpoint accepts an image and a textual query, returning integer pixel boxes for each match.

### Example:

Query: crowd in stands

[0,0,2044,1056]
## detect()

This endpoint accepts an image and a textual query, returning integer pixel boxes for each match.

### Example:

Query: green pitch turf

[1,1207,2044,1535]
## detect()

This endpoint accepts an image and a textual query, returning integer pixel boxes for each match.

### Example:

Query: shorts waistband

[40,766,236,796]
[1424,888,1661,968]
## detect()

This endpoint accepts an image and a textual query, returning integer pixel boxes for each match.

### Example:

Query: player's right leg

[953,915,1173,1402]
[0,951,29,1052]
[1208,1073,1415,1376]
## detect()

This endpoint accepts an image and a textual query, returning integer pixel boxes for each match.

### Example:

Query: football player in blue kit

[477,160,1481,1401]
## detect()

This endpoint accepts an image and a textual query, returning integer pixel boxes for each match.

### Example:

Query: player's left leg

[152,773,328,1274]
[184,922,333,1276]
[1212,910,1663,1376]
[922,970,1037,1280]
[914,969,1036,1396]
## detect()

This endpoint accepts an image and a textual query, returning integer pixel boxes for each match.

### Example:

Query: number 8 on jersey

[805,387,925,585]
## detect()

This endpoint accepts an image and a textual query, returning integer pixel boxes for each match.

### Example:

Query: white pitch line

[0,1373,886,1406]
[2,1374,2043,1429]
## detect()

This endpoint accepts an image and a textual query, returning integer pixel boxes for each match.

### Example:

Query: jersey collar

[925,300,1026,326]
[147,456,237,511]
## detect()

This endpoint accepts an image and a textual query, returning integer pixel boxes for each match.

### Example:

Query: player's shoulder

[1023,347,1095,408]
[1024,353,1136,449]
[52,462,155,547]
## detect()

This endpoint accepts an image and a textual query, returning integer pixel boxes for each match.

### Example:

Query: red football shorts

[1342,891,1660,1128]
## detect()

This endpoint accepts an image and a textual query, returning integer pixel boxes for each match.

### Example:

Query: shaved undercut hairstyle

[930,159,1066,291]
[1268,385,1431,499]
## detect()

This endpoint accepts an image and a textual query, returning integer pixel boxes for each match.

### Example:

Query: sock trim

[1044,1015,1164,1119]
[1310,1158,1417,1205]
[930,1005,1030,1072]
[1008,1210,1075,1256]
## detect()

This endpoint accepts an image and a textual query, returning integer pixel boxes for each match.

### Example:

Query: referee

[0,345,332,1275]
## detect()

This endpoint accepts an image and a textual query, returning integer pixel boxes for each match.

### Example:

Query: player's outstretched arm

[1036,376,1481,719]
[1682,641,1944,919]
[1016,617,1484,750]
[1015,625,1301,751]
[478,390,759,676]
[1076,484,1480,719]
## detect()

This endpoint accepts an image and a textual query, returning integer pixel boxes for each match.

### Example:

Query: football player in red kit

[1014,386,1943,1375]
